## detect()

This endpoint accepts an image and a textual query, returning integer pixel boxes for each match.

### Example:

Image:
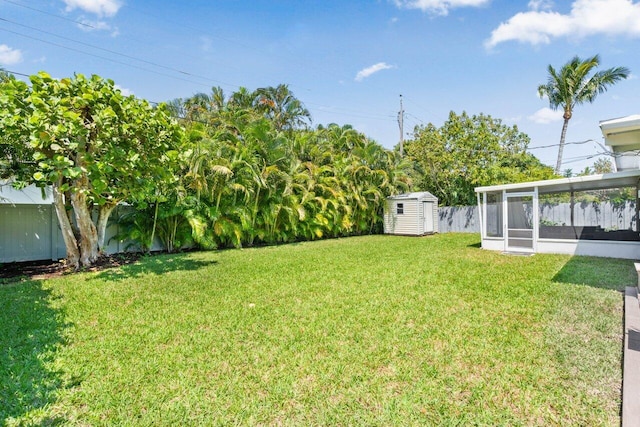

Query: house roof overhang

[600,114,640,148]
[474,169,640,195]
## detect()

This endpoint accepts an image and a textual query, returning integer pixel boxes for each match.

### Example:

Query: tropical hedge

[114,85,413,251]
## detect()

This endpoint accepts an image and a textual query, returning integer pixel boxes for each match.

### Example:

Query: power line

[0,17,231,85]
[526,139,598,150]
[406,112,427,126]
[305,101,395,121]
[310,108,396,122]
[0,18,242,90]
[402,95,447,124]
[0,26,231,89]
[2,68,29,77]
[0,0,246,72]
[0,0,95,29]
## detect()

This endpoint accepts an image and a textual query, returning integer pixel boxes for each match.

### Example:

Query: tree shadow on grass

[552,256,636,291]
[0,281,67,425]
[91,253,217,282]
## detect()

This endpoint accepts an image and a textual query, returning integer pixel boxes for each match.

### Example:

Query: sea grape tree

[0,72,181,269]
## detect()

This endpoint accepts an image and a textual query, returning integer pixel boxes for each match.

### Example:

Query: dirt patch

[0,253,144,282]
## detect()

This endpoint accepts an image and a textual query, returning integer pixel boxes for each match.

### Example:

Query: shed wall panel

[385,200,421,235]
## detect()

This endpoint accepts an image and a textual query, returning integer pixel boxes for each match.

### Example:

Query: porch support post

[477,192,484,239]
[635,182,640,237]
[570,191,575,227]
[502,190,507,250]
[533,186,539,252]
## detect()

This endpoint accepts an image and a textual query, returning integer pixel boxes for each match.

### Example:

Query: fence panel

[0,204,66,263]
[0,204,161,263]
[539,201,637,231]
[438,206,480,233]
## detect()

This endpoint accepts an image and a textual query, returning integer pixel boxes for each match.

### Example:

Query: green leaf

[92,179,107,193]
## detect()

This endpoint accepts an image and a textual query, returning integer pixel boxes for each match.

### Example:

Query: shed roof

[387,191,437,201]
[474,169,640,194]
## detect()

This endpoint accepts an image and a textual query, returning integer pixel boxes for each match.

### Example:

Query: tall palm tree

[538,55,629,174]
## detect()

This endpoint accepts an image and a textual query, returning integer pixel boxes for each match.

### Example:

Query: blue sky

[1,0,639,173]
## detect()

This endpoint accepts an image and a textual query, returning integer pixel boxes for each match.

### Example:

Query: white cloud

[527,0,554,11]
[355,62,395,82]
[486,0,640,49]
[393,0,490,16]
[528,107,564,124]
[0,44,23,65]
[114,84,133,96]
[63,0,122,18]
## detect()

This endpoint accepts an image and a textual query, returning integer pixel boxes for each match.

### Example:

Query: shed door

[423,202,434,233]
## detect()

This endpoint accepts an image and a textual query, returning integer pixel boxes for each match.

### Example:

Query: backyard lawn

[1,233,634,425]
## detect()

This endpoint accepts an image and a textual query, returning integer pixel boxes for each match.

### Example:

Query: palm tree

[254,84,311,132]
[538,55,629,174]
[0,67,13,83]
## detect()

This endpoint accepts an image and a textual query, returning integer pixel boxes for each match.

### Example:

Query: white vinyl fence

[438,206,480,233]
[539,201,636,230]
[0,204,145,264]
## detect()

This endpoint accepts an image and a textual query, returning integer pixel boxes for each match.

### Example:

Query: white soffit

[475,169,640,194]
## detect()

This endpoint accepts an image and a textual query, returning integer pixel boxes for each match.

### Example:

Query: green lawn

[1,233,634,425]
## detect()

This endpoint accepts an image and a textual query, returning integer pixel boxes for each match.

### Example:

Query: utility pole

[397,94,404,157]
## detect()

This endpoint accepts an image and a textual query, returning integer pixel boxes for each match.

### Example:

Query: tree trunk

[71,183,99,267]
[64,189,81,241]
[97,201,117,254]
[555,117,570,174]
[149,200,159,254]
[52,180,81,269]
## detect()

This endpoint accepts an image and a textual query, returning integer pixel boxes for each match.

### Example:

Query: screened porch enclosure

[475,170,640,259]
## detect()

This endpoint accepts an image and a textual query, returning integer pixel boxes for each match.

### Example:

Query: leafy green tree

[578,157,613,176]
[0,72,181,268]
[538,55,629,174]
[405,111,555,206]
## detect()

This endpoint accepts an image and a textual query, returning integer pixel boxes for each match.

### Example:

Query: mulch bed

[0,253,144,282]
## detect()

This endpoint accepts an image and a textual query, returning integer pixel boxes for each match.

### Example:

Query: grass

[0,233,634,425]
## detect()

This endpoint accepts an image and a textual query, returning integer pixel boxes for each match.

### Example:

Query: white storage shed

[384,192,439,236]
